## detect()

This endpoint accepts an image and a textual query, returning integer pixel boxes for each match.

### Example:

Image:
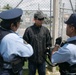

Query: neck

[34,23,42,27]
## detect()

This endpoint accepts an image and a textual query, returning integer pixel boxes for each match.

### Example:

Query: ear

[10,23,14,29]
[71,26,76,33]
[72,26,75,30]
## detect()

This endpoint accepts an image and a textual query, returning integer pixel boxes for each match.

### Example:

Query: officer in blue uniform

[51,14,76,75]
[0,8,33,75]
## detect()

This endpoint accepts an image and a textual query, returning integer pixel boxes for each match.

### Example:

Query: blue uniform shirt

[0,32,33,62]
[51,36,76,65]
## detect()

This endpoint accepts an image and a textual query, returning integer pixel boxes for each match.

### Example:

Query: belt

[66,73,76,75]
[61,70,76,75]
[3,63,12,69]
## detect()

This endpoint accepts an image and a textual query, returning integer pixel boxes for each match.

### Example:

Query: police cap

[65,14,76,27]
[0,8,23,20]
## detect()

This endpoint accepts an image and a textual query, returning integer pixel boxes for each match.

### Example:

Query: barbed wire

[15,0,23,8]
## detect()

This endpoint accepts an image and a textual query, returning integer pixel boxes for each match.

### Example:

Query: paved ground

[36,67,60,75]
[23,67,60,75]
[47,71,60,75]
[46,68,60,75]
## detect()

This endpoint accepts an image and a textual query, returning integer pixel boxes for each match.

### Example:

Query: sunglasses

[38,18,44,21]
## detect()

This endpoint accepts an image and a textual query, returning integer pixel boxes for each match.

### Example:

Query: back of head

[0,8,23,30]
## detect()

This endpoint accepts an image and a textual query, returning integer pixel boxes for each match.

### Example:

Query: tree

[3,4,12,10]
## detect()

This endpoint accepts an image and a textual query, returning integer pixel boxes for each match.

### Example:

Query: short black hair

[0,16,21,30]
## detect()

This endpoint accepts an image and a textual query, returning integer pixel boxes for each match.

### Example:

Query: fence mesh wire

[0,0,75,38]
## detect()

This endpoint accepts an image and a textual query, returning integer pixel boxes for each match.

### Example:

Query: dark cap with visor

[34,10,45,20]
[65,14,76,27]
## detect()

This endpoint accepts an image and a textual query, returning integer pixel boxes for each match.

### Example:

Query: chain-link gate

[0,0,76,39]
[0,0,52,36]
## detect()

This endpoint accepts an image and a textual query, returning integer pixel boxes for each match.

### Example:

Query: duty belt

[66,72,76,75]
[3,63,12,69]
[62,70,76,75]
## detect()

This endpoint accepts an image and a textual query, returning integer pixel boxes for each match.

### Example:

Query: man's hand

[55,37,62,45]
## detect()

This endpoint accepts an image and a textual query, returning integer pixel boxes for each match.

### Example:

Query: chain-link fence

[58,0,75,40]
[0,0,75,39]
[18,10,52,36]
[0,0,76,74]
[0,0,52,36]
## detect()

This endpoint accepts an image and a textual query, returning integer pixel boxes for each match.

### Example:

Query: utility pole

[52,1,60,72]
[52,0,59,45]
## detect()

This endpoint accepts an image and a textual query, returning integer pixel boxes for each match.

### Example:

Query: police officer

[51,14,76,75]
[23,10,52,75]
[0,8,33,75]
